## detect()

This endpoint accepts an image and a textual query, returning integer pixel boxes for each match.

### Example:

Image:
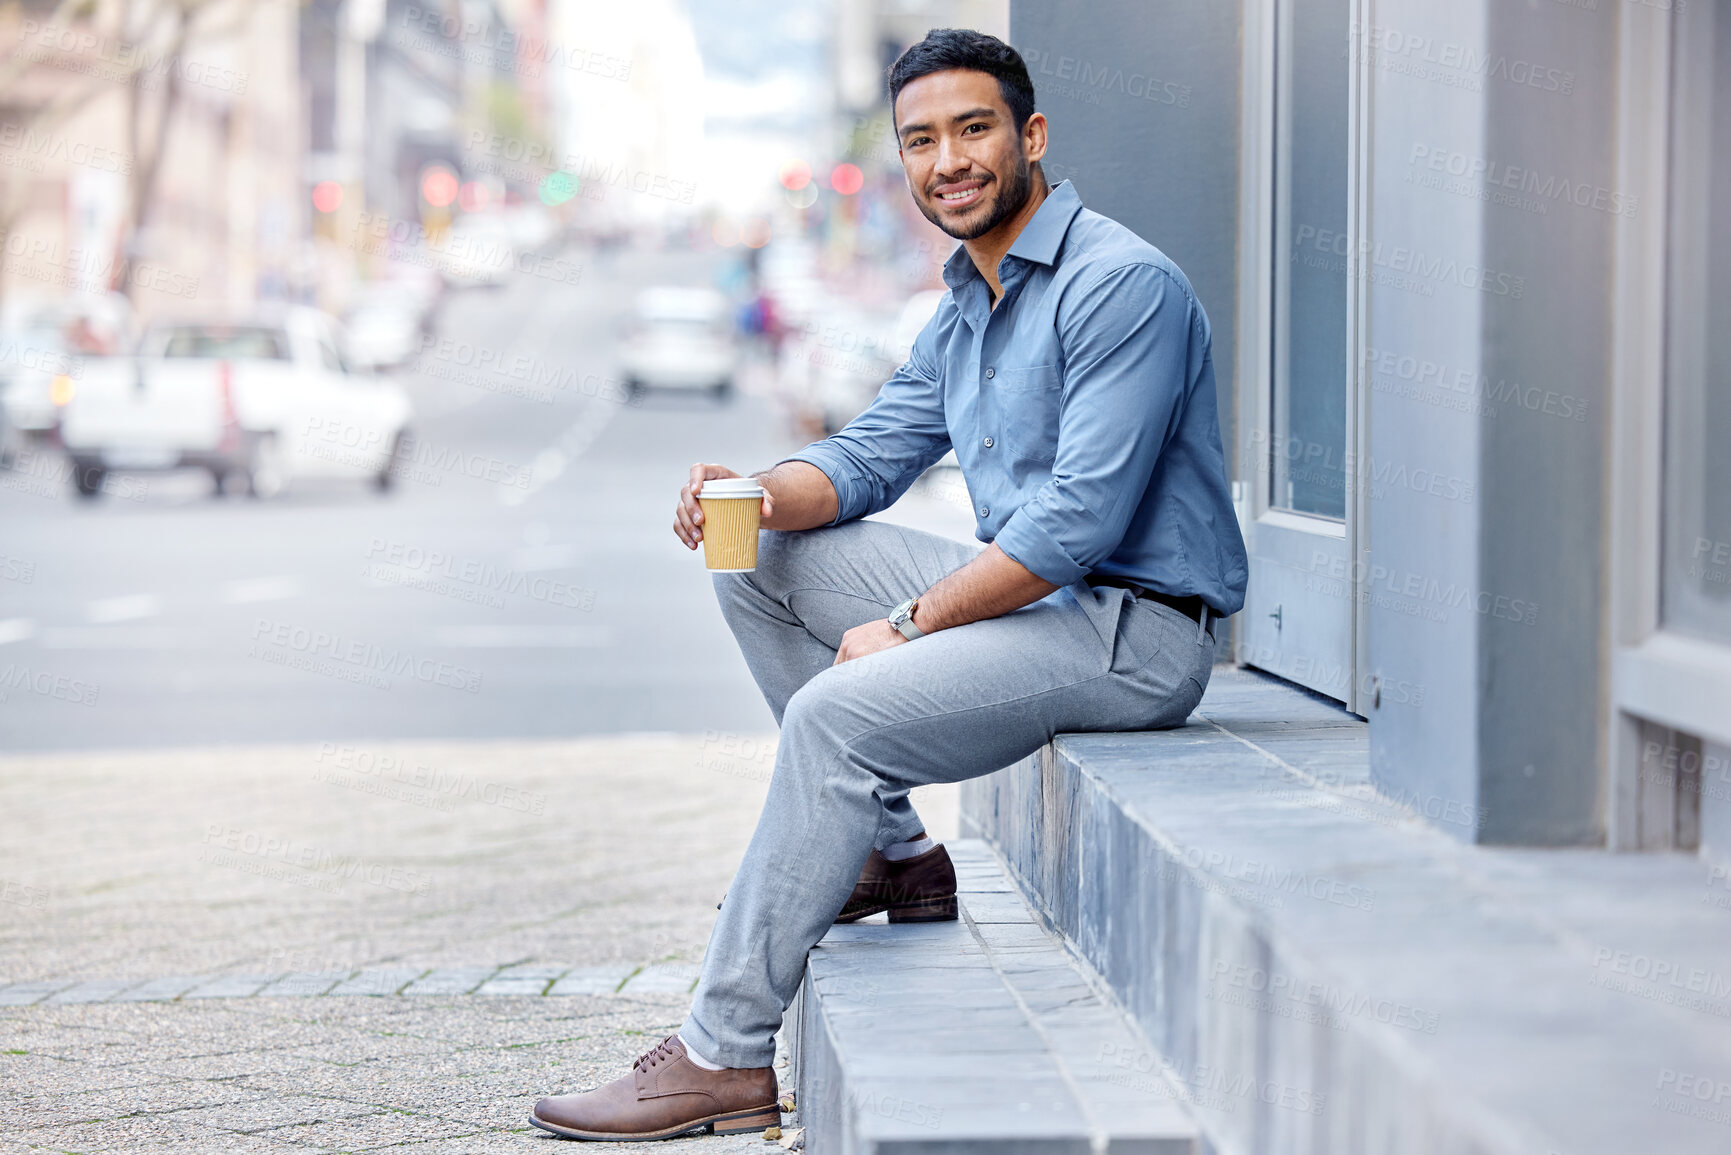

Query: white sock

[882,835,937,861]
[679,1033,726,1070]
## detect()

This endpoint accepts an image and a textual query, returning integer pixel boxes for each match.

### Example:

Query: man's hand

[674,463,774,550]
[834,619,908,665]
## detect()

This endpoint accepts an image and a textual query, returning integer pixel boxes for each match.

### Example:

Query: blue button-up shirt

[785,179,1248,617]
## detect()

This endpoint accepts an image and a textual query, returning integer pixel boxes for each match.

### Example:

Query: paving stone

[403,966,497,996]
[109,975,204,1002]
[256,970,349,998]
[0,980,74,1006]
[959,890,1037,923]
[41,979,144,1005]
[328,967,425,996]
[619,963,700,994]
[972,922,1063,952]
[184,973,278,999]
[473,964,568,996]
[492,962,570,979]
[142,1092,381,1135]
[14,1118,307,1153]
[546,965,636,995]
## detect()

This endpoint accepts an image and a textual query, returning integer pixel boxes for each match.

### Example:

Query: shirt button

[984,367,995,379]
[983,436,994,448]
[979,505,990,517]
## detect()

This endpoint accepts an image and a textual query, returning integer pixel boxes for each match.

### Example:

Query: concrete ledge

[788,840,1197,1154]
[962,667,1731,1155]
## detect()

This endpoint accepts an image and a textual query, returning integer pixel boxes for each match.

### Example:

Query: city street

[0,242,971,752]
[0,9,977,1148]
[2,0,1720,1145]
[0,240,970,1152]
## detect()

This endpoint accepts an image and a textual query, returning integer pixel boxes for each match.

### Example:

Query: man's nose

[933,138,968,183]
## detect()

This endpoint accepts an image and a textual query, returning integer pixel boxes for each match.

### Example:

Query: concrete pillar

[1006,0,1242,430]
[1363,0,1616,843]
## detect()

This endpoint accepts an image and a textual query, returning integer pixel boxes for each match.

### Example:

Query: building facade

[1009,0,1729,852]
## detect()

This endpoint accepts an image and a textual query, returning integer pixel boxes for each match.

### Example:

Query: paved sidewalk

[3,994,773,1153]
[0,734,958,1151]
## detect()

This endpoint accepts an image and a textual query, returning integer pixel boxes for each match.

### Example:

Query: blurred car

[618,287,739,398]
[377,261,443,332]
[499,202,557,254]
[0,293,132,458]
[344,284,426,371]
[437,213,516,288]
[780,289,946,436]
[57,306,412,499]
[0,324,81,459]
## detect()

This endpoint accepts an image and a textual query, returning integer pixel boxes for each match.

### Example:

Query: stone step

[962,666,1731,1155]
[788,839,1199,1154]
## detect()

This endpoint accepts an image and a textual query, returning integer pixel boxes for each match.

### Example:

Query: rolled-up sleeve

[993,264,1193,586]
[779,311,953,525]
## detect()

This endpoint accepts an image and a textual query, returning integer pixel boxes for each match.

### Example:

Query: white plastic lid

[698,477,764,498]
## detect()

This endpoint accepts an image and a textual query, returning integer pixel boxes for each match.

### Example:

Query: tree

[0,0,251,304]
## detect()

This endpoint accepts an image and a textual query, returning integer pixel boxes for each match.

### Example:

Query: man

[531,28,1247,1141]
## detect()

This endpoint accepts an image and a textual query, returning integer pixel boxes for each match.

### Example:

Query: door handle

[1269,604,1282,628]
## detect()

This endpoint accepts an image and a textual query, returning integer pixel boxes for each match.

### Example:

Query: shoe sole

[834,894,958,924]
[529,1103,781,1140]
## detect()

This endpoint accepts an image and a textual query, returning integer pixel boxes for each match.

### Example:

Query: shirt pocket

[993,365,1060,469]
[994,364,1058,392]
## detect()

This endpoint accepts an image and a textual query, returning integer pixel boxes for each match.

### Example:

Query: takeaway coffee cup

[697,476,764,571]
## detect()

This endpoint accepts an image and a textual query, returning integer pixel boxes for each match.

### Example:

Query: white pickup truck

[58,306,413,499]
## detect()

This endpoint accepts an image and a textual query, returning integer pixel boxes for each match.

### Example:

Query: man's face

[894,68,1045,242]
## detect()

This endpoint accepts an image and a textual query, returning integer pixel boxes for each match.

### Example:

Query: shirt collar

[941,179,1085,290]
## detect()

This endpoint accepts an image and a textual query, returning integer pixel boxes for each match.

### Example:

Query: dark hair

[887,29,1037,135]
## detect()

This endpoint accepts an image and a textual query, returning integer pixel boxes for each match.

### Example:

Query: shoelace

[631,1034,681,1072]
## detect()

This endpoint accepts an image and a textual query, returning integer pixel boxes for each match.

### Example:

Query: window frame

[1605,0,1731,847]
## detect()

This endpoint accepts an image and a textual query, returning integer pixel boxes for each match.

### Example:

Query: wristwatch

[888,597,925,641]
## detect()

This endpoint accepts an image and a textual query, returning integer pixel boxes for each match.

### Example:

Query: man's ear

[1022,111,1049,165]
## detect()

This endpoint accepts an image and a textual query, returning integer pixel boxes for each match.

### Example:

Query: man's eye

[963,123,987,134]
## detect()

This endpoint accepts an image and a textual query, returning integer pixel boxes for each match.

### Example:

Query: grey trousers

[680,519,1218,1067]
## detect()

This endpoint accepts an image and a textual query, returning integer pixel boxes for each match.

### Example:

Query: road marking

[86,594,161,623]
[222,576,303,604]
[500,398,620,507]
[0,618,35,645]
[429,625,608,648]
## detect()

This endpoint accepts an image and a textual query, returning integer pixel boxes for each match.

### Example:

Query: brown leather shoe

[834,843,957,923]
[530,1034,780,1140]
[714,843,960,923]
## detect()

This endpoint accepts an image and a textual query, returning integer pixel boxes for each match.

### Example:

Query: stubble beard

[917,155,1034,242]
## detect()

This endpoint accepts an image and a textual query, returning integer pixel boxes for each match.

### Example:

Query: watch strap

[890,597,925,641]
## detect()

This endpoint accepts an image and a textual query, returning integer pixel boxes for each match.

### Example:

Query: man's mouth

[933,179,987,208]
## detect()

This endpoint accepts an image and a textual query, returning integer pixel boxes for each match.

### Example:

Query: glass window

[1663,2,1731,644]
[1271,0,1351,519]
[160,326,289,360]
